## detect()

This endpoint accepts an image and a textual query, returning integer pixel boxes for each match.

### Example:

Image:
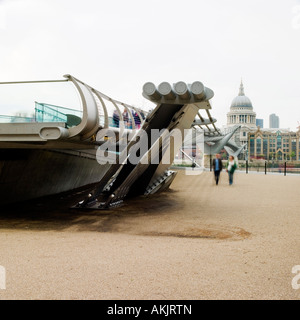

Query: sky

[0,0,300,130]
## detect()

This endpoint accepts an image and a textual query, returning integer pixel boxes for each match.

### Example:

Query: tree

[269,152,273,160]
[221,152,227,160]
[290,151,296,161]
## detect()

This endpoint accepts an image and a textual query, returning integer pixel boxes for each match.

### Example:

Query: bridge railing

[239,161,300,175]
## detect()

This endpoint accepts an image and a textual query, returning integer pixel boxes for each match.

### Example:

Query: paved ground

[0,170,299,300]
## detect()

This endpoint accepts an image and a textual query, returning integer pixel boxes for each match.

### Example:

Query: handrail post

[284,162,287,176]
[265,161,267,175]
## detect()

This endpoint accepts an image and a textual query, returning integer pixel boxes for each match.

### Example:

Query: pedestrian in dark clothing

[212,153,223,185]
[112,109,120,128]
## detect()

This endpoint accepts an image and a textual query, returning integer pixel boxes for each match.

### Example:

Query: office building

[248,127,300,160]
[256,118,264,128]
[269,113,279,128]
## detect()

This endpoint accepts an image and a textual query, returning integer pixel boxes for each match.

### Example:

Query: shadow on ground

[0,185,250,241]
[0,186,181,231]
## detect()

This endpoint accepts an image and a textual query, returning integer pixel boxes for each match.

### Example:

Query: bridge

[0,75,245,208]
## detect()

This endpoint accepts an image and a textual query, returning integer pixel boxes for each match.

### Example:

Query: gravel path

[0,171,299,300]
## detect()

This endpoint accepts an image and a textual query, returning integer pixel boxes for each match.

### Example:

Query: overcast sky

[1,0,300,130]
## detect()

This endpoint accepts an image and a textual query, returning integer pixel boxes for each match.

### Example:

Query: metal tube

[190,81,205,100]
[158,82,176,100]
[174,81,190,100]
[143,82,161,101]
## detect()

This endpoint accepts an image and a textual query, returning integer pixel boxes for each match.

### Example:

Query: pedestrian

[226,155,238,185]
[122,108,131,129]
[212,153,223,185]
[112,109,120,128]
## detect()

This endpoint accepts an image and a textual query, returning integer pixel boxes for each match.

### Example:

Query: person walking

[212,153,223,185]
[226,155,238,185]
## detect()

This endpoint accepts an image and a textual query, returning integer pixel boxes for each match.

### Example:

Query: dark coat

[212,158,223,171]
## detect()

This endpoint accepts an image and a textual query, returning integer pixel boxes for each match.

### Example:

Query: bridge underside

[0,76,242,208]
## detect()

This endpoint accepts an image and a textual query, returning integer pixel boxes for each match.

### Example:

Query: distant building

[226,80,257,146]
[256,118,264,128]
[248,127,300,160]
[269,113,279,128]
